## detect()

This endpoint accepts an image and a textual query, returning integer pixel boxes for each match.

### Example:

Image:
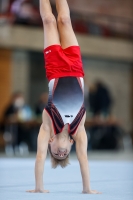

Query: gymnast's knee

[42,14,56,25]
[57,15,71,26]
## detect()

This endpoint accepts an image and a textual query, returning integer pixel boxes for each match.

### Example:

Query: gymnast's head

[48,130,74,168]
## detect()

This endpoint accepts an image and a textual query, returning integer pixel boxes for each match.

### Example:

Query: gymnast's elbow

[77,153,88,163]
[36,152,46,161]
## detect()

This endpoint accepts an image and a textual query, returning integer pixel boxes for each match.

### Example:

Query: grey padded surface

[0,157,133,200]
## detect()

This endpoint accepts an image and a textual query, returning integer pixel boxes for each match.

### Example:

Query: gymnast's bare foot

[82,189,102,194]
[26,189,49,193]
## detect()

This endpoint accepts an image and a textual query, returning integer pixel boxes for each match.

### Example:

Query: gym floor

[0,151,133,200]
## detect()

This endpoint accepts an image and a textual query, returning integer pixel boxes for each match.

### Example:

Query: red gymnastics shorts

[43,45,84,81]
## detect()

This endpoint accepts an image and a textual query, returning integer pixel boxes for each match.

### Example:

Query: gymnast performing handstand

[27,0,100,194]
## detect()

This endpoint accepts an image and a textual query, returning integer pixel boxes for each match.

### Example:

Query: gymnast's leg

[56,0,79,48]
[40,0,60,48]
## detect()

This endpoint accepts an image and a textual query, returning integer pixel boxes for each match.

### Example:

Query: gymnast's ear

[49,137,54,143]
[70,139,74,144]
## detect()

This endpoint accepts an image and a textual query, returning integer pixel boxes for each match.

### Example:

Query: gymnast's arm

[27,112,50,193]
[74,124,101,194]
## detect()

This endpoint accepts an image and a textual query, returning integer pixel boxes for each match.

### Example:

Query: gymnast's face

[49,135,73,160]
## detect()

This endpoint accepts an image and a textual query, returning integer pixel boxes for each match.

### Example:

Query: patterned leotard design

[45,77,86,135]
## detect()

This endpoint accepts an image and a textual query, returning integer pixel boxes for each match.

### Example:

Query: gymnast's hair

[48,144,70,168]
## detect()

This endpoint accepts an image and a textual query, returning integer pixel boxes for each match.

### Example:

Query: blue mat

[0,158,133,200]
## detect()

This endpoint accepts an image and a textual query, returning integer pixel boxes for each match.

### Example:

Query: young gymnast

[27,0,101,194]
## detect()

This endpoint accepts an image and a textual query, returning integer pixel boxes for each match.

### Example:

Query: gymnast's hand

[82,189,101,194]
[26,189,49,193]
